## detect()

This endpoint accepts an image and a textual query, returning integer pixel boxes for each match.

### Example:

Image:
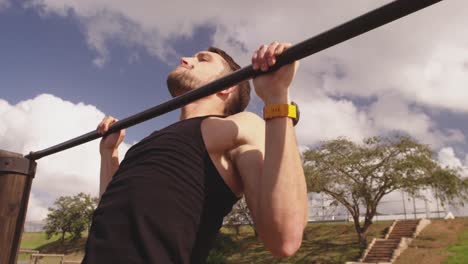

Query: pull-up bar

[26,0,443,161]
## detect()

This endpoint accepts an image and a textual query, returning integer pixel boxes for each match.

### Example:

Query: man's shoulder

[225,112,265,148]
[223,111,264,126]
[205,111,264,130]
[202,112,265,151]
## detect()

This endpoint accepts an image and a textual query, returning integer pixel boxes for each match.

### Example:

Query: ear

[218,86,237,95]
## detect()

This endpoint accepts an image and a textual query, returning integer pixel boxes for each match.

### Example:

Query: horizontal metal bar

[25,0,443,160]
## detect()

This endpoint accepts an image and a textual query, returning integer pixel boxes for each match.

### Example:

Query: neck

[179,100,224,120]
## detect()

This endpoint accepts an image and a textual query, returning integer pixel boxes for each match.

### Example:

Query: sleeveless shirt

[82,116,240,264]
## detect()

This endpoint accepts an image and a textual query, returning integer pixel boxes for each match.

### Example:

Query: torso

[85,116,242,264]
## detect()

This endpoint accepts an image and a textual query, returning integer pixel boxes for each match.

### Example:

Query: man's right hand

[97,116,126,155]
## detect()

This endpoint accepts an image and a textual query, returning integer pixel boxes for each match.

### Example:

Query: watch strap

[263,102,299,126]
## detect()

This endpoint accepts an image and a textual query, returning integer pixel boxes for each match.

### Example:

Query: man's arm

[97,116,125,198]
[99,150,120,197]
[229,112,308,258]
[223,42,308,257]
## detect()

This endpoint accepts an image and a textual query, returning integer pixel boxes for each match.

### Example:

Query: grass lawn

[18,232,85,263]
[18,219,468,263]
[210,221,392,264]
[20,232,62,249]
[19,222,390,264]
[445,228,468,264]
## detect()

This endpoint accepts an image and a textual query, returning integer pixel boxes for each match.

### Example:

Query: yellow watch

[263,101,300,126]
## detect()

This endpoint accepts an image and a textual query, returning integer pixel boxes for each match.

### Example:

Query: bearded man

[82,41,308,264]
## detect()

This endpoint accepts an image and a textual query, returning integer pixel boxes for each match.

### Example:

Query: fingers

[252,41,292,71]
[265,41,280,67]
[97,116,118,135]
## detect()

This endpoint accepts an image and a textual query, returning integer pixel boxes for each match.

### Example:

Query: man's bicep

[233,144,264,222]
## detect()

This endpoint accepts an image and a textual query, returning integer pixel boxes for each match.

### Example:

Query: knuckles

[254,41,286,60]
[252,41,292,72]
[97,116,120,135]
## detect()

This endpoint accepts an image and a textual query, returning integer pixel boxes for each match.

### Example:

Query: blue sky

[1,0,467,220]
[1,2,220,142]
[1,0,466,148]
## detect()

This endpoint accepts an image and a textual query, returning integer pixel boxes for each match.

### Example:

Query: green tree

[303,136,468,244]
[44,192,98,242]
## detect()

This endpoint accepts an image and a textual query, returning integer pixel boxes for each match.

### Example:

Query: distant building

[24,221,46,232]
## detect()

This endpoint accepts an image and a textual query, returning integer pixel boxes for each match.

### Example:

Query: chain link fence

[307,189,467,223]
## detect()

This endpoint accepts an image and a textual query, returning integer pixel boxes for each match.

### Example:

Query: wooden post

[0,150,36,264]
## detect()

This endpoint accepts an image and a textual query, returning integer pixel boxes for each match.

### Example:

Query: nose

[180,57,194,68]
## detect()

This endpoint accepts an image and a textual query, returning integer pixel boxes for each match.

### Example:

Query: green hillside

[18,219,468,263]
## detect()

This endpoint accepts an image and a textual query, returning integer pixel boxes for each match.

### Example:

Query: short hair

[208,47,251,115]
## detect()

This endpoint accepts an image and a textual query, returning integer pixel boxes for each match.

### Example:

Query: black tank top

[82,116,240,264]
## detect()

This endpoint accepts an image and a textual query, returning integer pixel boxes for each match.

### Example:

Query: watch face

[292,101,300,126]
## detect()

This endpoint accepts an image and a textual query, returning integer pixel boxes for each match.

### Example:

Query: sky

[0,0,467,221]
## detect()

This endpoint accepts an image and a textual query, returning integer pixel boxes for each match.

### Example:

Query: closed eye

[197,53,211,62]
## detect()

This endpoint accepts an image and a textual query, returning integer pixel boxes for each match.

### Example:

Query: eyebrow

[195,52,213,60]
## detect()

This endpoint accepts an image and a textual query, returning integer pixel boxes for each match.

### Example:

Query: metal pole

[424,198,429,219]
[321,193,325,221]
[435,189,441,218]
[401,191,407,220]
[0,150,37,264]
[26,0,444,161]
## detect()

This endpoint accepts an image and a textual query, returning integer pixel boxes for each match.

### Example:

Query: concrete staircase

[362,239,401,263]
[347,219,430,264]
[386,219,419,240]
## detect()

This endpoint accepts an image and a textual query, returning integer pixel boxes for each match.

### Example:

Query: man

[83,42,308,263]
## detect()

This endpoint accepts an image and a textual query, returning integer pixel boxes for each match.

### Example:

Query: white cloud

[368,95,465,148]
[296,95,373,145]
[25,0,468,114]
[294,88,465,148]
[22,0,468,147]
[436,147,468,214]
[307,0,468,113]
[27,193,49,221]
[0,94,131,221]
[24,0,386,64]
[438,147,468,177]
[0,0,9,10]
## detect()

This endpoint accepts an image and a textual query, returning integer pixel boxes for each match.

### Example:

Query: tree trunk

[351,215,367,244]
[357,231,367,245]
[357,214,375,245]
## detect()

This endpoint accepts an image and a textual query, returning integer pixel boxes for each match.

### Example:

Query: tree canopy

[44,192,98,242]
[303,136,468,243]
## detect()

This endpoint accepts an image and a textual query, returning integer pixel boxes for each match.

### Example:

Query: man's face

[167,51,228,97]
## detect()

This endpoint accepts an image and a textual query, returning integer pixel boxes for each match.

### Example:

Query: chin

[167,72,200,97]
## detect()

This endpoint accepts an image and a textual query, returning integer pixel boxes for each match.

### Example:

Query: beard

[166,68,203,97]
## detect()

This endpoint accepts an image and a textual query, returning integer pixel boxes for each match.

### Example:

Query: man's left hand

[251,41,299,104]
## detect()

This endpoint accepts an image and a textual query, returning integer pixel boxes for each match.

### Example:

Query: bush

[206,233,238,264]
[206,251,227,264]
